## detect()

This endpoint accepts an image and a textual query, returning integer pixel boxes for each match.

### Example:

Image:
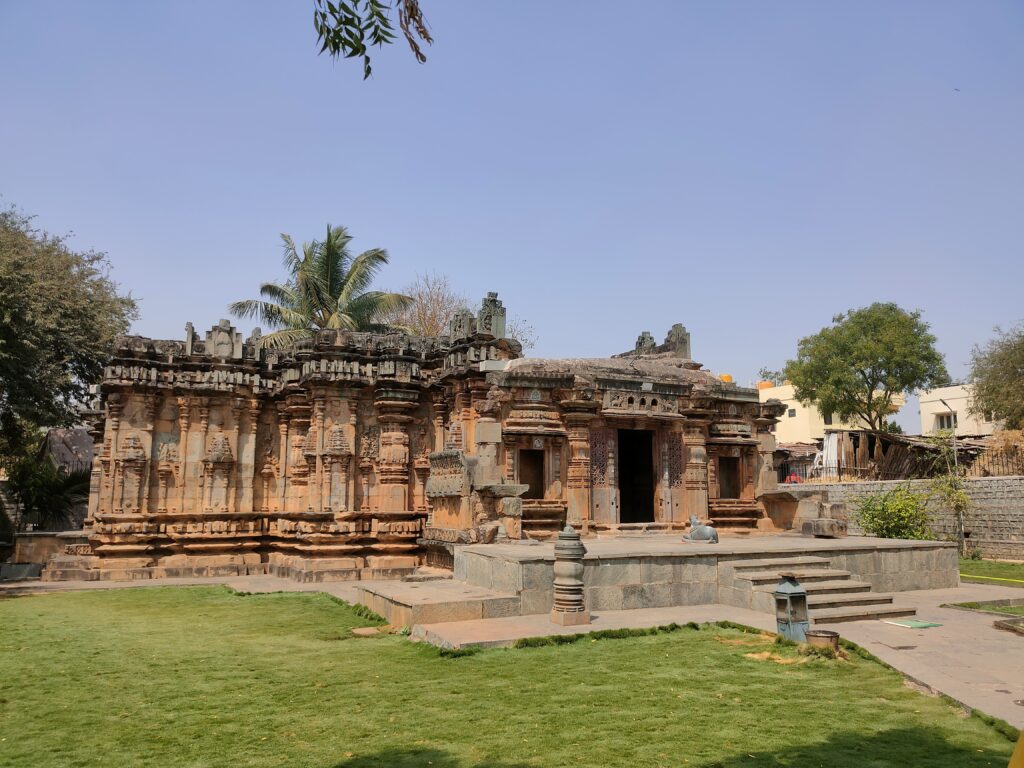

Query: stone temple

[47,293,790,582]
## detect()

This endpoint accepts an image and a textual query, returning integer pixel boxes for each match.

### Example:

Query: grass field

[0,586,1016,768]
[960,558,1024,587]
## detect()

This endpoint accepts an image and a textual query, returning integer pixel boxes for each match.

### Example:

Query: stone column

[228,398,243,513]
[196,399,211,513]
[312,395,326,513]
[564,408,597,527]
[176,396,191,514]
[551,524,590,626]
[105,394,124,514]
[683,421,710,521]
[374,387,418,512]
[238,399,261,513]
[277,413,290,512]
[140,396,158,514]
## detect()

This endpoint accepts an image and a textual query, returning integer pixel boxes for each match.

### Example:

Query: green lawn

[960,558,1024,587]
[955,601,1024,617]
[0,587,1016,768]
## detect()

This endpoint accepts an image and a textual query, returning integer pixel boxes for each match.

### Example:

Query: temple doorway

[519,449,545,499]
[617,429,654,523]
[718,456,741,499]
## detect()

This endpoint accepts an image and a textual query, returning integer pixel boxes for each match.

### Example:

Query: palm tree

[229,225,413,349]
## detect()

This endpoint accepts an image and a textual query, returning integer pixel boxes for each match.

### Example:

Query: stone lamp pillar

[551,524,590,626]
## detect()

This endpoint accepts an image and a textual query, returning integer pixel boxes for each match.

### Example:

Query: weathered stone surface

[801,518,848,538]
[49,301,788,582]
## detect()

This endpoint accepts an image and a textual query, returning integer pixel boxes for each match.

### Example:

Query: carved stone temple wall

[43,296,785,582]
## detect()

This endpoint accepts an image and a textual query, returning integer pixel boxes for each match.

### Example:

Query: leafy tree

[229,224,413,348]
[783,303,948,431]
[969,323,1024,429]
[0,207,136,460]
[7,458,91,531]
[313,0,431,78]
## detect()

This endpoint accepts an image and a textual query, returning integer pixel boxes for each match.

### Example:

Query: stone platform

[355,533,957,627]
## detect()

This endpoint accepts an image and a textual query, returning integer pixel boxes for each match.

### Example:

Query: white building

[757,382,906,444]
[918,384,997,437]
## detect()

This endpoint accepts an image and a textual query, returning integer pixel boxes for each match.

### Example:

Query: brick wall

[792,476,1024,560]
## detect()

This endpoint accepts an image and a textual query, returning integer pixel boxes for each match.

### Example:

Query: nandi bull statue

[682,515,719,544]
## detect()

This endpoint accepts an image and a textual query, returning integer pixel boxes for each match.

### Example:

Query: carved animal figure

[682,514,718,544]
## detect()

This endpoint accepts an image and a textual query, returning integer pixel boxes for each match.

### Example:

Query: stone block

[415,600,483,624]
[365,555,417,570]
[464,554,493,590]
[583,559,640,588]
[622,583,645,610]
[800,519,847,538]
[490,558,523,594]
[453,554,468,582]
[640,559,676,584]
[482,597,522,619]
[674,581,717,606]
[520,588,553,615]
[521,561,553,591]
[677,558,717,584]
[586,585,625,611]
[550,609,591,626]
[640,582,675,608]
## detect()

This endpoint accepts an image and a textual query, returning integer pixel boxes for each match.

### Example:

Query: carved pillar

[430,391,448,452]
[140,395,158,514]
[227,399,243,513]
[239,399,261,513]
[683,421,710,521]
[105,394,124,514]
[176,396,191,514]
[197,399,211,512]
[359,457,373,512]
[564,407,597,527]
[550,524,590,626]
[312,395,326,513]
[277,413,290,511]
[375,388,417,511]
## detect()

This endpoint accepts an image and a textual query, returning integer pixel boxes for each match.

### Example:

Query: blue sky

[2,2,1022,429]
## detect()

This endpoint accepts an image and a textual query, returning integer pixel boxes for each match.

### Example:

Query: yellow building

[918,384,997,437]
[756,382,906,444]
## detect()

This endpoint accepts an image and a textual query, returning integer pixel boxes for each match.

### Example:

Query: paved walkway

[2,576,1021,728]
[823,582,1024,729]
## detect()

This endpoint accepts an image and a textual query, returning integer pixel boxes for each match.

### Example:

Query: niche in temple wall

[204,430,234,512]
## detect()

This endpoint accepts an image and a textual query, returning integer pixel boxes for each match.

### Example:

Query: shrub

[854,485,931,540]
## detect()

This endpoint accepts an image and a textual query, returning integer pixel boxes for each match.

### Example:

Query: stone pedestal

[551,524,590,626]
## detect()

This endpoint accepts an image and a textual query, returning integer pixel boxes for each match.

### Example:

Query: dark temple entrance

[718,456,741,499]
[519,449,545,500]
[617,429,655,523]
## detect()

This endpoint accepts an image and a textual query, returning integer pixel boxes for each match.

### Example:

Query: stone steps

[757,579,873,596]
[725,556,831,573]
[729,553,916,624]
[807,592,899,610]
[739,568,853,586]
[811,603,916,624]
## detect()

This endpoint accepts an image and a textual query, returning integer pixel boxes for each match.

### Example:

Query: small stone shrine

[45,293,786,581]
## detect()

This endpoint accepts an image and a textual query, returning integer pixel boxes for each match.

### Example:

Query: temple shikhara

[48,293,789,581]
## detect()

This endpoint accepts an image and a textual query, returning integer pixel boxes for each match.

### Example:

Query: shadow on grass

[331,747,532,768]
[696,726,1013,767]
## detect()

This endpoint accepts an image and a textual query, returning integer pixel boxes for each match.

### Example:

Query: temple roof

[501,354,722,387]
